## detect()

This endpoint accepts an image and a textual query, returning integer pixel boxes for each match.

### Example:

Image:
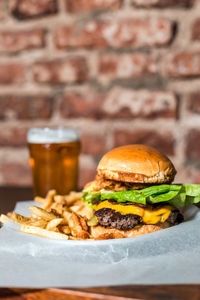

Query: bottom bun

[90,223,170,240]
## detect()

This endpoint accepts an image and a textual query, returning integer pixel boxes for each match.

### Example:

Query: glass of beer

[27,127,80,197]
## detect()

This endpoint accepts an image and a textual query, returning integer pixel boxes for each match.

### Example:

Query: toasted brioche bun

[97,144,176,184]
[91,223,170,240]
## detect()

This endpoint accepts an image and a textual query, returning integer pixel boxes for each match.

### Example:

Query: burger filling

[93,201,183,230]
[91,175,150,191]
[95,208,142,230]
[83,177,200,230]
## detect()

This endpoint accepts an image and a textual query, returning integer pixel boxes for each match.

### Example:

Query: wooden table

[0,186,200,300]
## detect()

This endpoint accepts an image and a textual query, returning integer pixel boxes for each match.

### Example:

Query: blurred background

[0,0,200,189]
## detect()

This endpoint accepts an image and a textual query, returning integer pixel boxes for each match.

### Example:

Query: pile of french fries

[0,190,98,240]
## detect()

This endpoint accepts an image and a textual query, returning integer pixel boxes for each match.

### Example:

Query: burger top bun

[97,144,176,184]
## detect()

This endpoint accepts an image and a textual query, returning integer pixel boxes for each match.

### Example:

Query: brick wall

[0,0,200,188]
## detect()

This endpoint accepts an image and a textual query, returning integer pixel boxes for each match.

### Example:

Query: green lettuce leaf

[149,191,180,204]
[169,184,200,207]
[101,190,146,204]
[82,191,101,208]
[82,184,200,208]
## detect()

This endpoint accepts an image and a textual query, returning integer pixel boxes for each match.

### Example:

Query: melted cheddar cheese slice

[93,200,172,225]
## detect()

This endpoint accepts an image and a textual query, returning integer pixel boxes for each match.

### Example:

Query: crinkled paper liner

[0,201,200,287]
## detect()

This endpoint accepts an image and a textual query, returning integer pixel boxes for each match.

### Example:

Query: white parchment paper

[0,201,200,288]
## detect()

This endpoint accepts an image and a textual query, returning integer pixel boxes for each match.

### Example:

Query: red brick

[0,127,27,147]
[132,0,194,7]
[174,166,189,184]
[0,162,31,185]
[0,63,25,84]
[55,18,172,50]
[163,52,200,78]
[191,19,200,40]
[33,57,88,84]
[185,130,200,161]
[98,53,157,79]
[81,134,106,155]
[103,89,177,119]
[113,129,174,156]
[175,166,200,184]
[0,0,4,20]
[60,92,103,119]
[0,30,45,53]
[66,0,121,13]
[60,88,177,119]
[0,95,53,120]
[187,93,200,114]
[9,0,58,19]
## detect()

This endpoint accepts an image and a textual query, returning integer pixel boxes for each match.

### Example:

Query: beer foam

[27,127,80,144]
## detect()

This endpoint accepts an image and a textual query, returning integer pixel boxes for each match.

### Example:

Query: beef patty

[94,207,184,230]
[95,208,142,230]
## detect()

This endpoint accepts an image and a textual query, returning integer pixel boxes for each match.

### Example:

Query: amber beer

[28,128,80,197]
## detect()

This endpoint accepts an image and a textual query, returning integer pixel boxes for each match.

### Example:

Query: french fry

[42,189,56,210]
[68,236,84,240]
[70,200,85,213]
[69,205,81,213]
[63,211,72,223]
[47,189,56,198]
[46,218,63,231]
[20,224,68,240]
[68,213,90,239]
[0,214,9,224]
[65,192,83,206]
[79,216,88,232]
[49,209,62,218]
[3,189,95,241]
[54,195,65,203]
[59,225,71,235]
[83,206,94,220]
[50,202,64,215]
[26,218,47,229]
[71,202,93,219]
[34,196,46,204]
[7,212,30,224]
[29,206,57,221]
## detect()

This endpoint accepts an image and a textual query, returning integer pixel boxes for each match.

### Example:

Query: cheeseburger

[83,145,200,239]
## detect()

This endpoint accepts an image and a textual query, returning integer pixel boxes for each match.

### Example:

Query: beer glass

[28,127,80,197]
